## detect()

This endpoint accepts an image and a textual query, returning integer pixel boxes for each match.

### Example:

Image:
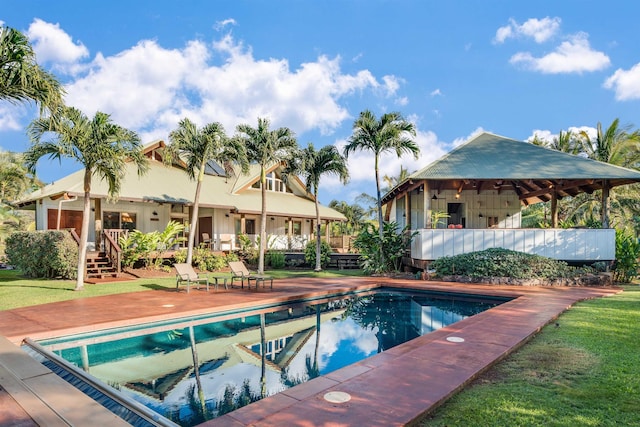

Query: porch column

[601,179,611,228]
[405,192,410,229]
[240,215,246,234]
[550,189,558,228]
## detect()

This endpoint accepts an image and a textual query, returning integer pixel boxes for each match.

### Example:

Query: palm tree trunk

[186,177,203,265]
[374,155,385,266]
[76,170,91,291]
[258,168,267,274]
[314,190,322,272]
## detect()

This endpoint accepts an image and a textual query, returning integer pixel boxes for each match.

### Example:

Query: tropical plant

[613,229,640,283]
[0,25,64,114]
[577,119,640,228]
[285,143,349,271]
[430,210,450,229]
[25,106,148,290]
[164,118,249,265]
[235,117,298,274]
[343,110,419,259]
[353,221,417,274]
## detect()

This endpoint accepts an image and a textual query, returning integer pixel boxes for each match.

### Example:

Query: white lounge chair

[174,263,209,293]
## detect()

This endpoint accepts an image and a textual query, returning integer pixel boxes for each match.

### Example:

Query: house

[381,132,640,266]
[16,141,346,253]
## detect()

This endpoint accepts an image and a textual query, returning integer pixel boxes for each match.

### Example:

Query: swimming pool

[31,287,509,426]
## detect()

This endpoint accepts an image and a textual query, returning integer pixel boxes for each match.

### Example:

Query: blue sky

[2,1,640,205]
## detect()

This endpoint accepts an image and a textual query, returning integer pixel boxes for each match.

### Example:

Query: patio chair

[201,233,212,249]
[174,263,209,293]
[228,261,273,289]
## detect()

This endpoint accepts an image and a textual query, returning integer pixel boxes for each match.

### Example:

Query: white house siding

[411,228,615,261]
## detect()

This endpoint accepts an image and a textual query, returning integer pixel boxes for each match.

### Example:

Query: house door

[198,216,212,246]
[447,203,465,227]
[48,209,83,232]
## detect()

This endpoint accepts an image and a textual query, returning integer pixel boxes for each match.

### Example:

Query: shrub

[304,240,332,269]
[193,245,228,271]
[266,250,286,269]
[430,248,587,280]
[613,229,640,283]
[5,231,78,279]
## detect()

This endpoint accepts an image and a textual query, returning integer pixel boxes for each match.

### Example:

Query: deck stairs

[86,251,119,280]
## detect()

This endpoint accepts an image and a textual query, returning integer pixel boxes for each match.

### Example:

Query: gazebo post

[601,179,610,228]
[550,189,558,228]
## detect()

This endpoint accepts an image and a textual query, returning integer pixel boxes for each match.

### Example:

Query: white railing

[411,228,615,261]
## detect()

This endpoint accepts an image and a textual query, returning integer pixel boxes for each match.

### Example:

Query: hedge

[5,231,78,279]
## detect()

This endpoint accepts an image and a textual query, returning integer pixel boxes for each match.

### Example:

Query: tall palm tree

[165,118,248,264]
[235,117,298,274]
[578,119,640,228]
[329,200,367,234]
[286,143,349,271]
[0,25,64,113]
[25,107,148,290]
[343,110,419,241]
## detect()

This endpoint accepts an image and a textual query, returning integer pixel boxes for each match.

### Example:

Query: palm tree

[286,143,349,271]
[578,119,640,228]
[328,200,367,234]
[382,165,411,194]
[25,107,148,290]
[0,151,39,204]
[165,118,248,264]
[235,118,298,274]
[343,110,419,241]
[0,25,64,113]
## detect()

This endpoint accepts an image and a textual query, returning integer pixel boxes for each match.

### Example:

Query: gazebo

[381,132,640,265]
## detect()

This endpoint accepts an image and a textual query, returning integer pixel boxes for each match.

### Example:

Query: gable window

[103,211,137,231]
[251,172,292,193]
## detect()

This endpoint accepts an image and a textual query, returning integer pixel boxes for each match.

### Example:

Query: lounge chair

[228,261,273,289]
[174,263,209,293]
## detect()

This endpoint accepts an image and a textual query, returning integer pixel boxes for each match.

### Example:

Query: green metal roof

[17,160,346,221]
[411,132,640,180]
[383,132,640,205]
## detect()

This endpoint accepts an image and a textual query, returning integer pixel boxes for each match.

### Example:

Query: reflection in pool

[36,288,508,426]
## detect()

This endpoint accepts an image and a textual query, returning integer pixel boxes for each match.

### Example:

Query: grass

[0,268,364,310]
[420,285,640,427]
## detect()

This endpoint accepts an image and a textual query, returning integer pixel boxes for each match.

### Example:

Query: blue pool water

[35,288,509,426]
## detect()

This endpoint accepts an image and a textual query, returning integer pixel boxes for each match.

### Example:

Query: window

[103,211,137,231]
[285,220,302,236]
[250,172,292,193]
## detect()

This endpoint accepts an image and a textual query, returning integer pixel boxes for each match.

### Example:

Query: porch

[410,228,615,264]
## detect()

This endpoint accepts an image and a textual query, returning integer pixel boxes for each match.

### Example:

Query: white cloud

[214,18,237,31]
[55,27,387,138]
[26,18,89,70]
[604,63,640,100]
[494,17,561,44]
[395,96,409,106]
[451,127,486,147]
[0,103,24,132]
[430,89,442,97]
[509,33,610,74]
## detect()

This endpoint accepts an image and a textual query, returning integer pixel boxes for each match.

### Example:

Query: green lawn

[0,268,364,310]
[420,285,640,426]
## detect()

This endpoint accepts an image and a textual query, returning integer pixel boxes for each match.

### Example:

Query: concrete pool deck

[0,277,621,426]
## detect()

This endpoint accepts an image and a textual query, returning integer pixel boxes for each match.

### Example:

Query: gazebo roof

[383,132,640,205]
